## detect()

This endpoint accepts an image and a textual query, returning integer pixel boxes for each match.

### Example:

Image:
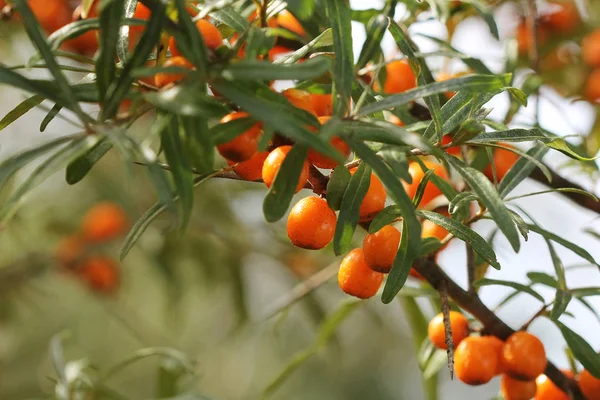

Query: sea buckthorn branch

[412,256,585,399]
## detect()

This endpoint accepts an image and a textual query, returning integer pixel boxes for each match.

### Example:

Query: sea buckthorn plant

[2,0,600,399]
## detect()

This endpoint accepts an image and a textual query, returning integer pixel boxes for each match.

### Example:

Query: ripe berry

[403,160,449,208]
[502,374,537,400]
[487,335,506,375]
[262,145,310,193]
[516,21,549,56]
[454,336,499,385]
[384,60,417,94]
[441,135,461,156]
[29,0,72,34]
[81,202,128,243]
[268,45,292,62]
[582,29,600,68]
[228,151,269,181]
[282,88,316,115]
[128,2,151,49]
[349,168,387,222]
[307,116,350,169]
[427,311,469,350]
[287,196,336,250]
[154,56,194,88]
[338,248,384,299]
[276,10,305,37]
[535,371,573,400]
[389,115,404,126]
[217,112,262,162]
[169,19,223,56]
[422,216,449,243]
[66,2,98,55]
[56,235,85,268]
[503,331,547,381]
[310,94,333,117]
[584,69,600,103]
[484,143,520,182]
[579,369,600,400]
[542,2,580,33]
[79,257,120,293]
[363,225,401,273]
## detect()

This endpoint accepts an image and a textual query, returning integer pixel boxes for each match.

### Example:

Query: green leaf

[274,29,334,65]
[116,0,141,62]
[180,116,214,174]
[505,188,599,203]
[554,320,600,378]
[418,210,500,270]
[333,162,371,255]
[96,0,125,105]
[498,144,549,198]
[324,0,353,116]
[356,14,388,70]
[467,128,547,144]
[527,271,558,288]
[210,5,249,33]
[40,104,62,132]
[262,145,309,223]
[444,155,521,252]
[368,205,402,234]
[220,57,330,81]
[171,0,209,76]
[144,83,228,118]
[210,116,258,145]
[419,237,443,257]
[417,35,492,74]
[412,168,435,208]
[326,165,351,211]
[526,224,599,267]
[356,74,512,117]
[543,137,600,161]
[552,289,573,320]
[382,219,411,303]
[464,0,499,39]
[66,138,113,184]
[570,287,600,297]
[473,278,544,302]
[0,95,44,132]
[379,147,411,182]
[448,192,478,215]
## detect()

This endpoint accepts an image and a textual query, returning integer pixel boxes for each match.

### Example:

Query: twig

[308,165,329,194]
[440,281,455,379]
[466,243,476,294]
[519,303,550,331]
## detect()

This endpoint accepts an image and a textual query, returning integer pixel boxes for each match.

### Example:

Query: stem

[466,243,476,294]
[398,297,438,400]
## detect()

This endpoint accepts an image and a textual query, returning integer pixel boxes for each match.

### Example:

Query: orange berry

[307,116,350,169]
[455,336,499,385]
[389,115,404,126]
[287,196,336,250]
[441,135,461,156]
[310,94,333,117]
[276,10,305,37]
[282,88,316,115]
[78,257,120,293]
[384,60,417,94]
[427,311,470,350]
[403,160,449,208]
[262,145,310,193]
[128,2,151,49]
[542,2,579,33]
[502,374,537,400]
[217,112,262,162]
[535,371,573,400]
[487,335,506,376]
[81,202,128,243]
[579,369,600,400]
[170,19,223,56]
[56,235,85,268]
[363,225,401,273]
[28,0,71,34]
[338,248,384,299]
[227,151,269,181]
[349,168,387,222]
[503,331,547,381]
[483,143,520,182]
[582,29,600,68]
[422,217,449,242]
[154,56,194,88]
[517,22,549,56]
[66,2,98,55]
[268,45,292,62]
[584,69,600,103]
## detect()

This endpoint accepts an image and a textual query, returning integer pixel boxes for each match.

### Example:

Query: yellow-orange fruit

[338,248,384,299]
[262,145,309,193]
[579,369,600,400]
[56,235,85,267]
[403,161,449,208]
[487,335,506,376]
[217,112,262,162]
[268,45,292,62]
[516,22,549,56]
[535,371,573,400]
[422,217,449,242]
[389,115,404,126]
[584,69,600,103]
[483,143,520,182]
[227,151,269,181]
[543,2,580,33]
[282,88,316,115]
[66,2,98,55]
[128,2,151,49]
[583,29,600,67]
[170,19,223,56]
[349,168,387,222]
[384,60,417,94]
[427,311,470,350]
[311,94,333,117]
[287,196,336,250]
[503,332,547,381]
[502,374,537,400]
[29,0,72,34]
[307,116,350,169]
[78,257,120,293]
[363,225,401,273]
[276,10,305,36]
[441,135,461,156]
[455,336,499,385]
[154,56,194,88]
[81,202,128,243]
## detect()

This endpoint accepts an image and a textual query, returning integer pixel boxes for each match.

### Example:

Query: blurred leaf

[274,29,334,65]
[575,296,600,324]
[417,34,492,74]
[211,116,257,145]
[221,57,330,81]
[96,0,125,105]
[498,144,549,198]
[423,347,447,380]
[157,358,185,398]
[554,321,600,378]
[357,14,388,70]
[263,145,309,223]
[171,0,209,75]
[0,95,44,132]
[570,287,600,297]
[412,169,435,208]
[116,0,141,62]
[505,188,599,203]
[382,219,411,303]
[180,116,214,174]
[418,210,500,270]
[544,137,600,161]
[49,333,67,383]
[324,0,353,116]
[368,205,402,234]
[210,5,249,33]
[144,83,228,118]
[464,0,499,39]
[333,162,371,255]
[419,237,443,257]
[526,224,599,267]
[474,278,544,302]
[552,289,573,320]
[40,104,62,132]
[66,138,113,184]
[444,156,520,252]
[326,165,351,211]
[379,147,411,181]
[527,271,558,288]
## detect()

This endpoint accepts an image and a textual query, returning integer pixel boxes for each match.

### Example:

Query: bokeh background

[1,1,600,399]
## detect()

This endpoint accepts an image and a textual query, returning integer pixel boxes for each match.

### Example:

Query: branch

[412,257,585,400]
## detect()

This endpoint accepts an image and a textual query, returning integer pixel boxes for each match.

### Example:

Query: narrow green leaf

[172,0,209,75]
[357,14,388,69]
[505,188,599,203]
[382,219,411,303]
[379,147,411,182]
[0,95,44,132]
[554,321,600,378]
[40,104,62,132]
[333,162,371,255]
[66,138,113,184]
[467,128,547,144]
[527,271,558,288]
[448,192,478,215]
[274,29,334,65]
[570,287,600,297]
[417,34,492,74]
[180,116,214,174]
[419,237,443,257]
[222,57,330,81]
[527,224,599,267]
[143,83,228,118]
[552,289,573,320]
[498,144,549,198]
[96,0,125,104]
[263,145,309,223]
[211,117,257,145]
[368,205,402,234]
[465,0,499,39]
[544,137,600,161]
[326,166,351,211]
[474,278,544,302]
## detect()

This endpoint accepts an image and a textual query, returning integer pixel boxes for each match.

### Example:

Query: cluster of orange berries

[428,311,600,399]
[55,202,128,293]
